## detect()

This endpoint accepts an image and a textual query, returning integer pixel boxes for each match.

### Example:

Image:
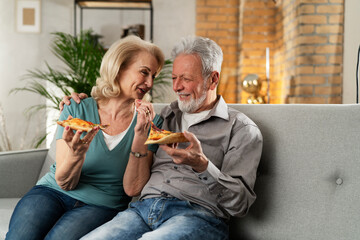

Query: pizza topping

[57,118,109,132]
[145,122,189,145]
[149,122,172,138]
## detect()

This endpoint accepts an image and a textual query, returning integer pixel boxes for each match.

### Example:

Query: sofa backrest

[225,104,360,240]
[40,103,360,239]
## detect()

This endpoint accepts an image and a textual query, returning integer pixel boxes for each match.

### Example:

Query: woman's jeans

[6,185,118,240]
[82,197,229,240]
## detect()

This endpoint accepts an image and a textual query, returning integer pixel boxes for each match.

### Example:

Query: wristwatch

[130,151,148,158]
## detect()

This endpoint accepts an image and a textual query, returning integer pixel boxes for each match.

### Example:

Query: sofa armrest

[0,149,48,198]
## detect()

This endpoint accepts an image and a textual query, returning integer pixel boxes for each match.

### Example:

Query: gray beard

[177,91,207,113]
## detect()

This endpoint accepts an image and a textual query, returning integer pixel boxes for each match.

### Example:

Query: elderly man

[66,36,263,240]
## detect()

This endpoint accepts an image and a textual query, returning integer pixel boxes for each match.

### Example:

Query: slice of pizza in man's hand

[144,122,189,145]
[57,118,109,132]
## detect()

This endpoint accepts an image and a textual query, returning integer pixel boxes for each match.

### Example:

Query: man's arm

[204,124,262,217]
[161,125,263,217]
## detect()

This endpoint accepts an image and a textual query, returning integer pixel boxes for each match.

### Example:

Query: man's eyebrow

[172,73,193,78]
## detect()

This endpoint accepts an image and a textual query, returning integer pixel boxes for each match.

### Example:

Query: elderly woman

[6,35,164,240]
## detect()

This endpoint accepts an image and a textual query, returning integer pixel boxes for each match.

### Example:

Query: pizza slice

[145,122,189,145]
[57,118,109,132]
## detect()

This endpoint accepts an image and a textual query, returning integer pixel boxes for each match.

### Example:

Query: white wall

[343,0,360,104]
[0,0,195,150]
[153,0,196,59]
[0,0,74,150]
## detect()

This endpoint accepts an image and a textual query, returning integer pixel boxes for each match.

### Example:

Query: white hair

[171,36,223,80]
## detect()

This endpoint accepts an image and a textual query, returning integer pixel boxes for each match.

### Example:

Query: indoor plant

[11,30,105,115]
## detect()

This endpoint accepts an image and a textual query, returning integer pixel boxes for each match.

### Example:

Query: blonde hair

[91,35,165,101]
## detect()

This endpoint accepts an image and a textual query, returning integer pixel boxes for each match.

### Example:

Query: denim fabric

[82,197,229,240]
[6,185,118,240]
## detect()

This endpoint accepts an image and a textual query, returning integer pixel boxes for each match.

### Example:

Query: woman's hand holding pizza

[62,116,100,158]
[160,131,209,173]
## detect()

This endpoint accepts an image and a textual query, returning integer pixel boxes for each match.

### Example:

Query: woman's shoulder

[60,97,97,119]
[66,97,96,110]
[72,97,95,105]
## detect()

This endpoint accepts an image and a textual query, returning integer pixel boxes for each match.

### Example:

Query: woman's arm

[123,100,155,197]
[123,136,153,197]
[55,123,99,191]
[55,137,84,191]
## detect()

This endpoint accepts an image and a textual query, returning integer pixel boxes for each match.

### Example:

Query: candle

[266,47,270,79]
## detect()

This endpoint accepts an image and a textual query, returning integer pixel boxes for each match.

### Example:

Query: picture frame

[16,0,41,33]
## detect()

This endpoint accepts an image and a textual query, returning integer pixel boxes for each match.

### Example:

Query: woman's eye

[141,70,148,76]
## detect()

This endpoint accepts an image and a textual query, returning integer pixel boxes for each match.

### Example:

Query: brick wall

[196,0,344,104]
[240,0,277,103]
[196,0,240,103]
[283,0,344,103]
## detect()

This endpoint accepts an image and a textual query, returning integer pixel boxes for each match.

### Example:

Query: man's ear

[208,71,219,90]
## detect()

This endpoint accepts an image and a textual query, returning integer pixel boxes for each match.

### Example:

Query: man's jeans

[6,185,118,240]
[82,197,229,240]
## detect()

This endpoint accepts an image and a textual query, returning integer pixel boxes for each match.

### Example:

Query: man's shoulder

[227,105,259,129]
[160,101,176,118]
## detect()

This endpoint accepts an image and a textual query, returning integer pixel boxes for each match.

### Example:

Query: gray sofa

[1,104,360,240]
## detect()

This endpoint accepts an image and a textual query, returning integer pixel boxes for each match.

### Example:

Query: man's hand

[159,131,209,172]
[59,92,88,112]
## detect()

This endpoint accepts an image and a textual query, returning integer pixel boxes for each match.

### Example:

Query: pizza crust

[145,132,189,145]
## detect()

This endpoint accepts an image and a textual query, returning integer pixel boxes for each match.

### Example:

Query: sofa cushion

[38,135,56,180]
[0,149,48,198]
[0,198,20,239]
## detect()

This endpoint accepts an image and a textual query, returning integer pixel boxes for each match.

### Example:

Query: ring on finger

[81,139,88,145]
[145,109,150,115]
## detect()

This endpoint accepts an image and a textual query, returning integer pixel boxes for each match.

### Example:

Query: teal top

[37,98,163,210]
